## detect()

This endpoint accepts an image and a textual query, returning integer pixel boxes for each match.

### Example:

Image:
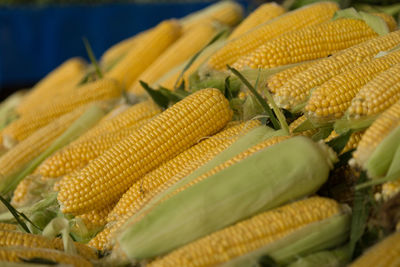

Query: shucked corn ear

[58,88,232,215]
[180,1,243,33]
[128,21,219,95]
[233,17,382,70]
[107,121,259,222]
[227,2,285,40]
[345,63,400,123]
[76,202,116,233]
[105,20,181,89]
[114,136,337,260]
[2,78,121,146]
[0,107,86,182]
[274,30,400,111]
[205,2,338,71]
[0,223,17,231]
[350,231,400,267]
[305,50,400,124]
[0,247,92,267]
[39,101,160,178]
[148,197,343,267]
[352,99,400,172]
[16,58,87,116]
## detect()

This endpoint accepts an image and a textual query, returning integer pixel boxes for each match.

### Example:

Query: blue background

[0,1,251,90]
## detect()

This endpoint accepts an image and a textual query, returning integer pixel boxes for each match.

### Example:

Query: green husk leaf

[0,105,106,195]
[326,130,353,154]
[223,212,351,267]
[292,118,316,133]
[286,245,351,267]
[82,37,103,79]
[334,114,378,134]
[332,8,389,35]
[140,81,169,109]
[365,124,400,179]
[311,126,333,141]
[117,137,335,260]
[242,95,265,121]
[43,217,76,255]
[0,91,25,130]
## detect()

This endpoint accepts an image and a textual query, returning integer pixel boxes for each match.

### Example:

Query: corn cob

[16,58,87,116]
[2,78,121,146]
[75,100,161,143]
[0,247,92,267]
[107,121,259,222]
[273,30,400,111]
[148,196,341,267]
[52,239,97,261]
[128,22,219,95]
[105,20,181,89]
[325,131,365,154]
[305,50,400,124]
[77,203,116,233]
[233,17,384,70]
[350,231,400,267]
[11,174,46,208]
[39,119,150,179]
[0,223,17,231]
[228,3,285,40]
[58,88,232,215]
[180,1,243,33]
[205,2,338,71]
[288,115,318,137]
[101,29,151,70]
[346,63,400,120]
[0,107,87,184]
[353,99,400,168]
[267,61,319,94]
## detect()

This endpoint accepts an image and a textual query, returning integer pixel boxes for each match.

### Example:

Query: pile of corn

[0,1,400,266]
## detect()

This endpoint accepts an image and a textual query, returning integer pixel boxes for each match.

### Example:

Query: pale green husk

[223,212,351,267]
[365,124,400,179]
[117,136,336,260]
[286,245,350,267]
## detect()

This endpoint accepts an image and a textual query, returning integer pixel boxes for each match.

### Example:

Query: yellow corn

[288,115,318,137]
[381,179,400,201]
[11,174,48,208]
[52,239,98,261]
[76,203,116,232]
[273,30,400,111]
[233,17,382,70]
[267,61,319,94]
[180,1,243,33]
[325,131,365,154]
[373,13,398,32]
[105,20,181,89]
[100,29,152,70]
[350,231,400,267]
[16,58,87,116]
[57,88,232,215]
[128,22,219,95]
[0,107,87,182]
[347,63,400,120]
[206,2,338,71]
[353,99,400,168]
[0,247,92,267]
[2,78,121,146]
[107,121,260,222]
[0,223,17,231]
[148,196,341,267]
[305,50,400,124]
[228,2,285,40]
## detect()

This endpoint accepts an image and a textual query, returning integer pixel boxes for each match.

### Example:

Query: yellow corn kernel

[77,203,116,233]
[0,230,54,249]
[57,88,232,215]
[267,61,319,94]
[148,196,341,267]
[11,174,48,208]
[0,223,17,231]
[105,20,181,89]
[0,107,87,182]
[325,130,365,154]
[273,30,400,111]
[107,120,260,222]
[381,178,400,201]
[2,78,121,146]
[353,99,400,167]
[233,18,381,70]
[129,22,219,95]
[52,238,98,261]
[206,2,338,71]
[180,1,243,33]
[288,115,318,137]
[347,63,400,119]
[228,3,285,40]
[305,50,400,124]
[350,231,400,267]
[16,58,87,116]
[0,247,92,267]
